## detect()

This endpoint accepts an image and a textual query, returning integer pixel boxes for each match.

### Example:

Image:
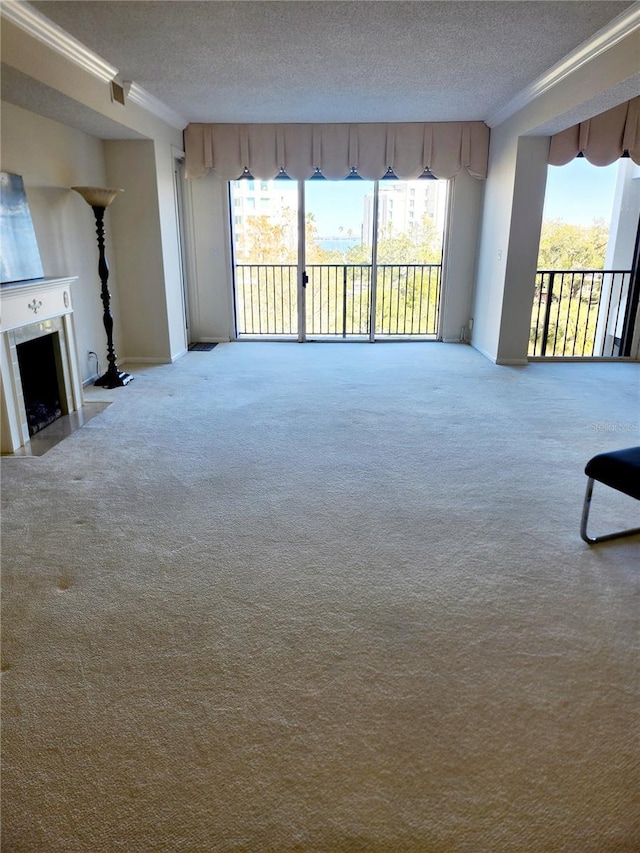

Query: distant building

[363,181,447,243]
[230,179,296,228]
[231,179,298,257]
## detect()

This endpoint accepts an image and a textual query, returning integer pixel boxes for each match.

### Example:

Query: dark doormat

[188,342,218,352]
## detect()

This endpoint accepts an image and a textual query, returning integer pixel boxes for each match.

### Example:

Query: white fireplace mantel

[1,276,83,453]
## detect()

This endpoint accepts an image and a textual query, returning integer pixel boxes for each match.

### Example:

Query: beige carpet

[2,342,639,852]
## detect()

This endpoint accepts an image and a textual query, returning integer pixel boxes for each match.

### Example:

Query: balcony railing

[235,264,298,336]
[235,263,441,338]
[529,269,633,357]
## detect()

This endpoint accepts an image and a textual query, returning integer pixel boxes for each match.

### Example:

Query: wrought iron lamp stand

[72,186,133,388]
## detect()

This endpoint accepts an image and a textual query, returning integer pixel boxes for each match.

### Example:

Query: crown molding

[486,1,640,128]
[1,0,117,83]
[125,83,186,130]
[1,0,187,129]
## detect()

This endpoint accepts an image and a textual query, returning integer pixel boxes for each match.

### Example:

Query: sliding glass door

[375,181,445,337]
[304,180,375,338]
[231,178,299,337]
[230,177,447,341]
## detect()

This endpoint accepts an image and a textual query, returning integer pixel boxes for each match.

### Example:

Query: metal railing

[529,269,633,357]
[306,264,371,336]
[235,264,298,336]
[376,264,441,336]
[235,263,441,338]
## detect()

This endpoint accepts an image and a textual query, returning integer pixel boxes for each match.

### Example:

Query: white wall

[472,26,640,364]
[155,142,189,360]
[1,101,122,383]
[470,128,517,362]
[603,161,640,359]
[498,137,549,363]
[2,16,187,367]
[1,103,188,375]
[103,139,188,362]
[440,171,484,342]
[606,160,640,270]
[103,140,174,362]
[187,174,234,342]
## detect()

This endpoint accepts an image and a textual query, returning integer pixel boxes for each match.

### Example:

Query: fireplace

[17,332,65,436]
[1,277,82,453]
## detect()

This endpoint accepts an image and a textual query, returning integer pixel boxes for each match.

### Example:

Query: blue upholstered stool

[580,446,640,544]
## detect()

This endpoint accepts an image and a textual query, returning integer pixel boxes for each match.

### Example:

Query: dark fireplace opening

[17,333,65,436]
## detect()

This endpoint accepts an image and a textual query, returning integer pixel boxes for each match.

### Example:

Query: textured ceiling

[23,0,635,126]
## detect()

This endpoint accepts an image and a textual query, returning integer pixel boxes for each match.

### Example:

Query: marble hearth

[1,277,83,453]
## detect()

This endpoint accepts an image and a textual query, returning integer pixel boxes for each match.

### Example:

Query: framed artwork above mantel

[0,172,45,285]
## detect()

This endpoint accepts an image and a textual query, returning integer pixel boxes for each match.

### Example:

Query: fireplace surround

[1,277,82,453]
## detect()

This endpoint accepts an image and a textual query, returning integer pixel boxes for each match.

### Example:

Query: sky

[542,158,619,226]
[258,158,621,237]
[306,180,373,237]
[273,180,372,237]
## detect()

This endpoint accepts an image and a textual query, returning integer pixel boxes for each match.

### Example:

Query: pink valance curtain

[184,121,490,181]
[549,96,640,167]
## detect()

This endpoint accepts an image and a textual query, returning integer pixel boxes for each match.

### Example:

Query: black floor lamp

[71,186,133,388]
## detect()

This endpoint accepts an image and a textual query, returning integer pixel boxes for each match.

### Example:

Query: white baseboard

[471,342,528,366]
[119,357,170,365]
[171,348,188,362]
[470,342,497,363]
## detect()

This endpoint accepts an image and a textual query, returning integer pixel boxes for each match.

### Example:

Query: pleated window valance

[549,96,640,167]
[184,121,490,181]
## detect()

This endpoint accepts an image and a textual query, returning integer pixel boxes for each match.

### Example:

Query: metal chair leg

[580,478,595,543]
[580,477,640,545]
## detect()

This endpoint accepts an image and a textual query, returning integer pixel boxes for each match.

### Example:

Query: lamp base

[94,368,134,388]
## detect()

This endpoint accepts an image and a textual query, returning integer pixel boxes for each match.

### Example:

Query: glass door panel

[304,180,375,339]
[375,180,447,337]
[230,179,299,336]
